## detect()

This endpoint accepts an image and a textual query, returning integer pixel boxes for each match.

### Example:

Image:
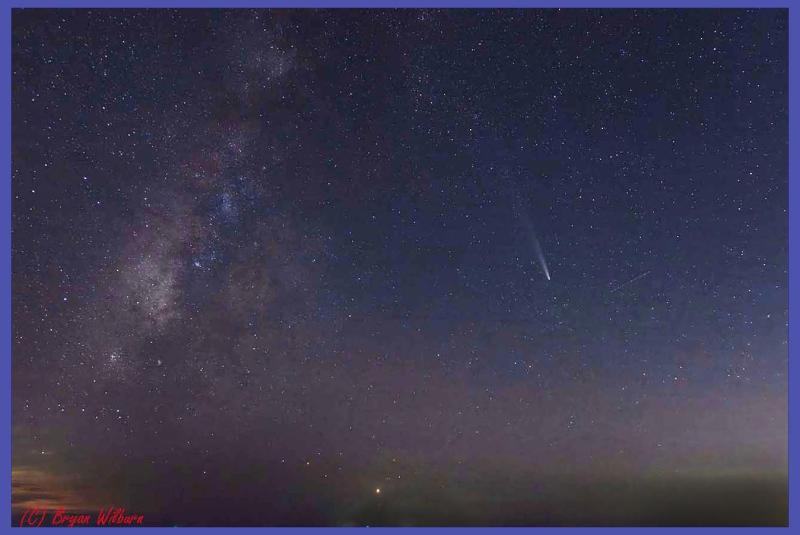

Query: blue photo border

[0,0,794,532]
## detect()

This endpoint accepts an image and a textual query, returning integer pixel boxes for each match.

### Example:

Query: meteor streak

[610,271,651,293]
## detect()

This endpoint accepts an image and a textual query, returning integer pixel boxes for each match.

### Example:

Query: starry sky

[11,8,788,526]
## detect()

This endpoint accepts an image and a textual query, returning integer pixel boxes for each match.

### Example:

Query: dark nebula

[11,9,787,526]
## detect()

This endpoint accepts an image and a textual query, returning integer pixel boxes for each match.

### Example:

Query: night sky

[12,9,788,526]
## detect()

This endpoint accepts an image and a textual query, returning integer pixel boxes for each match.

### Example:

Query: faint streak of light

[515,200,551,282]
[610,270,651,293]
[530,230,551,281]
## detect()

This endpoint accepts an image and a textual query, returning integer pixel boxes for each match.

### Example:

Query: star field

[12,9,787,526]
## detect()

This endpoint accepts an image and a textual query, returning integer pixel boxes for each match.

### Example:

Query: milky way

[12,9,787,526]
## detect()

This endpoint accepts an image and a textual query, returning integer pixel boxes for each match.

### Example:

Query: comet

[512,190,551,282]
[529,226,551,281]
